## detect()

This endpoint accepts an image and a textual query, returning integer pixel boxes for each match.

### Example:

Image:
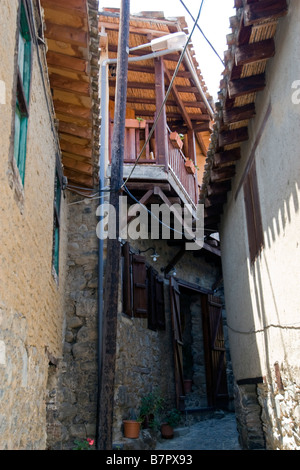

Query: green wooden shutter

[14,0,32,185]
[53,170,61,275]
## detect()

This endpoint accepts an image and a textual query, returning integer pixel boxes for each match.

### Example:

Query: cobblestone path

[155,411,241,451]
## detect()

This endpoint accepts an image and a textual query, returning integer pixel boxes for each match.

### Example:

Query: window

[14,0,32,185]
[122,243,165,330]
[52,167,62,276]
[243,161,264,263]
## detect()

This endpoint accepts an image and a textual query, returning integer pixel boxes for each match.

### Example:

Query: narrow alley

[156,411,241,451]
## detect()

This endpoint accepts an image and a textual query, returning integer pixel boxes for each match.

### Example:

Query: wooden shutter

[170,277,184,408]
[155,277,165,330]
[132,254,148,318]
[244,161,264,263]
[122,243,132,316]
[147,268,165,331]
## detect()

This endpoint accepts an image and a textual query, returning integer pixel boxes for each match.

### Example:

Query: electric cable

[120,0,205,190]
[179,0,225,67]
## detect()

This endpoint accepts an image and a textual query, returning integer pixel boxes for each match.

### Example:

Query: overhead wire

[179,0,225,67]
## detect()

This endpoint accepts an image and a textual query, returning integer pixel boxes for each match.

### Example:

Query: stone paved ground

[155,411,241,451]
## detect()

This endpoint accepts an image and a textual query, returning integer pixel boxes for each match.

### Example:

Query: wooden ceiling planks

[41,0,100,189]
[99,8,213,155]
[201,0,288,231]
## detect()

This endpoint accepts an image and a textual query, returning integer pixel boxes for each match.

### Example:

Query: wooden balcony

[109,118,199,208]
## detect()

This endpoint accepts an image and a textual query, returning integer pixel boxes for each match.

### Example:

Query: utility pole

[97,0,130,450]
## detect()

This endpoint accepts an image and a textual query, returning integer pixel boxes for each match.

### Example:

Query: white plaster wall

[220,1,300,382]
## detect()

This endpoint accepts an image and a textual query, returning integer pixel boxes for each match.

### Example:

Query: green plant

[73,438,94,450]
[139,390,165,430]
[164,408,181,428]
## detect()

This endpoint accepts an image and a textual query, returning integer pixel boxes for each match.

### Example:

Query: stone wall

[234,383,266,450]
[0,0,68,450]
[257,364,300,450]
[47,192,100,450]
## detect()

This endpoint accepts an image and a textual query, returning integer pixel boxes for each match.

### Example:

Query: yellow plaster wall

[0,0,67,449]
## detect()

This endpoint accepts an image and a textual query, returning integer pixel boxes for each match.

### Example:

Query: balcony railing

[167,127,198,208]
[109,118,199,207]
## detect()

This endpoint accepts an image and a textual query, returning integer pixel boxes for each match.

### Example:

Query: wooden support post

[187,130,196,163]
[154,57,168,170]
[97,0,130,451]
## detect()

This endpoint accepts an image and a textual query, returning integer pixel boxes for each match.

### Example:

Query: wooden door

[207,295,228,408]
[169,277,184,408]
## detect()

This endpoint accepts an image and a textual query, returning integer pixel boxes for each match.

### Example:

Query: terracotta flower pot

[169,132,183,150]
[123,420,140,439]
[185,160,195,174]
[161,423,174,439]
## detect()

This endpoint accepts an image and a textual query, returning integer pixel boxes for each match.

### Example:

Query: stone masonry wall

[234,382,266,450]
[47,192,100,450]
[257,364,300,450]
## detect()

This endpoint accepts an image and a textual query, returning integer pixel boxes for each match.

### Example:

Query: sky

[99,0,236,100]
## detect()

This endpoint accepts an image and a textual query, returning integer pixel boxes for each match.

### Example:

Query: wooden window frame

[243,160,264,263]
[122,243,165,330]
[14,0,32,186]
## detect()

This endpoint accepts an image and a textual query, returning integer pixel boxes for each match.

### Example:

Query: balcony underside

[107,163,198,213]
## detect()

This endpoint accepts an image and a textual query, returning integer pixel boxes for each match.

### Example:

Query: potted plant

[160,408,182,439]
[139,390,164,431]
[185,158,196,174]
[123,410,142,439]
[169,131,183,150]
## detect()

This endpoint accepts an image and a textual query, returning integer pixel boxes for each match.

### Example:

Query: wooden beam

[187,129,197,162]
[223,103,256,124]
[44,22,88,47]
[53,100,92,120]
[164,64,193,130]
[46,51,88,73]
[153,186,200,246]
[127,189,154,224]
[219,127,248,148]
[163,248,186,274]
[128,63,194,79]
[205,193,227,208]
[100,20,171,37]
[210,166,236,183]
[228,74,266,99]
[244,0,288,26]
[120,95,206,111]
[60,139,92,158]
[41,0,87,15]
[154,57,168,169]
[63,168,94,187]
[49,73,90,96]
[235,38,275,66]
[124,181,171,192]
[59,121,93,139]
[193,123,212,133]
[207,181,231,197]
[62,156,93,175]
[214,147,241,167]
[109,79,199,94]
